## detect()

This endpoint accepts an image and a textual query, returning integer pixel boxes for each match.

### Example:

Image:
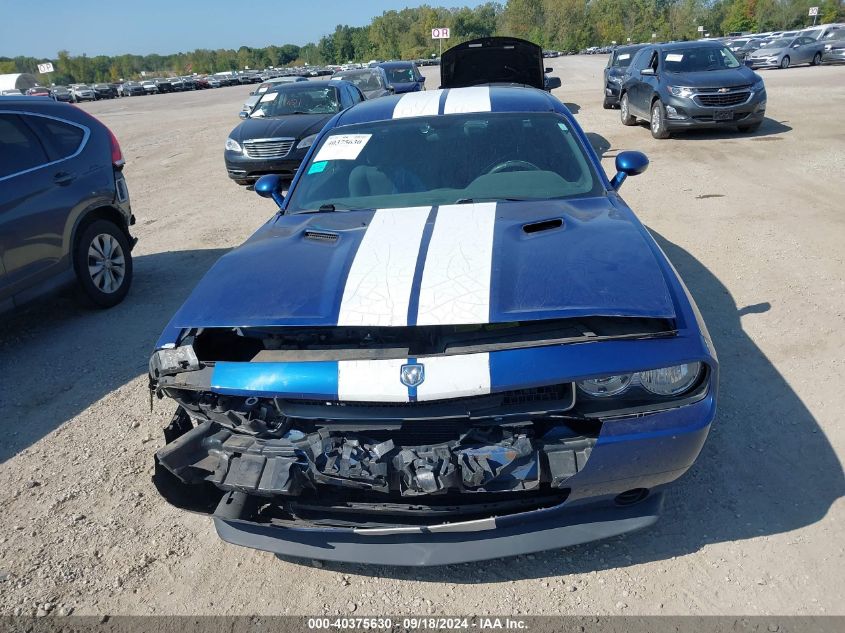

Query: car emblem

[400,363,425,388]
[718,87,730,93]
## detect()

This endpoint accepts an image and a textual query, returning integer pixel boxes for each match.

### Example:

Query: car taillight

[108,127,124,168]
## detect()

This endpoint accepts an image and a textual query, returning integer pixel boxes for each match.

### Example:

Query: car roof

[334,85,565,128]
[654,40,727,51]
[267,79,351,92]
[379,61,415,68]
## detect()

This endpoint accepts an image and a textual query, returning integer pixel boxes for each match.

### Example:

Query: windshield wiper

[455,196,546,204]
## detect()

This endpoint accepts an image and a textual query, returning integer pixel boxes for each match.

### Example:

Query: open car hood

[440,37,546,90]
[169,198,675,329]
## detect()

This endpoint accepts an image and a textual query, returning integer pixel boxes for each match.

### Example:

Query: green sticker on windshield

[308,161,328,174]
[557,122,569,132]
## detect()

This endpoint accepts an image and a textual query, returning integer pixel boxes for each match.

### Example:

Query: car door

[0,112,86,302]
[630,48,655,116]
[798,37,819,62]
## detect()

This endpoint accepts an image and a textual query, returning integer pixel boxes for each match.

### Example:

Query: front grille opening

[256,487,572,529]
[697,92,749,107]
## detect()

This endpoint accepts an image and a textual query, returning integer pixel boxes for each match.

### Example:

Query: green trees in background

[2,0,842,85]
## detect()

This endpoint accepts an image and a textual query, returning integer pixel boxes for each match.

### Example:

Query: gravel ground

[0,56,843,617]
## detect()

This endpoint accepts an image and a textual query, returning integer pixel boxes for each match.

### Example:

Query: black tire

[620,93,636,126]
[812,52,822,66]
[738,122,762,133]
[780,56,790,69]
[73,219,133,308]
[650,99,671,139]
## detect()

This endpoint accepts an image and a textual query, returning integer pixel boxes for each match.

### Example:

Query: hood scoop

[304,230,339,243]
[523,218,563,234]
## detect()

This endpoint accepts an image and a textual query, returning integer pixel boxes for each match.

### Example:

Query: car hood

[169,198,676,329]
[362,88,389,99]
[665,66,758,87]
[441,37,546,90]
[230,113,333,142]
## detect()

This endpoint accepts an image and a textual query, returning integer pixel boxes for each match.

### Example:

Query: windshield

[251,86,340,117]
[285,112,603,213]
[662,47,741,71]
[762,38,792,48]
[384,67,416,83]
[337,71,383,90]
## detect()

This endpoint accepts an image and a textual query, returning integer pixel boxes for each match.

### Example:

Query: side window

[648,50,659,71]
[24,115,85,161]
[350,86,364,104]
[0,113,49,179]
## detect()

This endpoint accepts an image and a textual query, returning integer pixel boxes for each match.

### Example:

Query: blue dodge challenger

[150,68,717,565]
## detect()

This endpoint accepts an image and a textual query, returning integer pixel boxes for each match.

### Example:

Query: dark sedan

[93,83,118,99]
[603,44,646,108]
[224,80,364,185]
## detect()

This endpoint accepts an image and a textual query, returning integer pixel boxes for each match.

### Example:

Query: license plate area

[714,110,733,121]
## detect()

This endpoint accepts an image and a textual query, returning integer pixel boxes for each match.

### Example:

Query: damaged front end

[153,389,598,529]
[148,316,712,563]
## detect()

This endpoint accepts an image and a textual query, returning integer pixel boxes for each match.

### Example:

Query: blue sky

[2,0,483,58]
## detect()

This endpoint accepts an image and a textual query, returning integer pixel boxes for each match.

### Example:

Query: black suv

[0,97,136,314]
[603,44,646,108]
[619,41,767,138]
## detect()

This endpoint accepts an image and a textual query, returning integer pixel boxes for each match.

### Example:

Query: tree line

[2,0,843,85]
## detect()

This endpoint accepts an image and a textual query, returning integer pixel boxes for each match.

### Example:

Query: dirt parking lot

[1,55,843,616]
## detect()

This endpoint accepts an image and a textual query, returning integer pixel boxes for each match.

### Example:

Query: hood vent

[304,230,339,243]
[523,218,563,234]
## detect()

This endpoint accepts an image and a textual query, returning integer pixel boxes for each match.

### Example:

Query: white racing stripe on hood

[338,358,409,402]
[415,202,497,325]
[443,86,491,114]
[392,90,443,118]
[415,352,491,402]
[338,206,431,326]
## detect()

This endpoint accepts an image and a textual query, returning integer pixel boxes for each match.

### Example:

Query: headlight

[225,137,242,153]
[638,363,702,396]
[577,374,633,397]
[608,75,622,84]
[668,86,695,99]
[752,79,765,92]
[296,133,318,150]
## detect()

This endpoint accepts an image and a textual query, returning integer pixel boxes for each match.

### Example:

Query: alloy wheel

[87,233,126,294]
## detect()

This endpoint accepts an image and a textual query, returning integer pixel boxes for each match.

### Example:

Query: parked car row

[228,49,563,186]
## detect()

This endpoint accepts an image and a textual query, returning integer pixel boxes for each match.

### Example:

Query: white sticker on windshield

[259,92,277,102]
[665,53,684,62]
[313,134,372,161]
[618,53,630,60]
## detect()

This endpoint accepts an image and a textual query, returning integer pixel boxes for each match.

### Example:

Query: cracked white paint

[338,358,410,402]
[392,90,444,118]
[337,206,431,326]
[416,202,496,326]
[415,352,491,401]
[443,86,491,114]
